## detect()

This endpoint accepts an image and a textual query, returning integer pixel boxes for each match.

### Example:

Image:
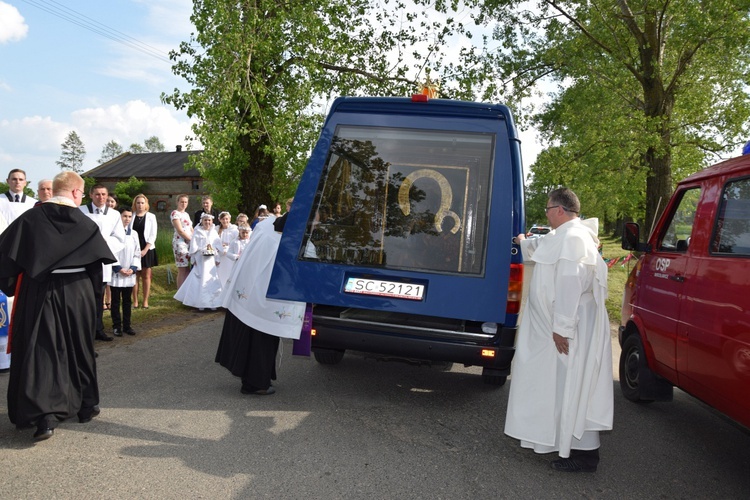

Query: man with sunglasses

[505,187,613,473]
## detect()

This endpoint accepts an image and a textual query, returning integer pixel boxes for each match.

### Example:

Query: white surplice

[504,217,613,458]
[221,217,304,339]
[174,225,223,309]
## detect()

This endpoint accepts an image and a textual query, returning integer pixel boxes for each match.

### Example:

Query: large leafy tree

[56,130,87,173]
[163,0,462,214]
[442,0,750,229]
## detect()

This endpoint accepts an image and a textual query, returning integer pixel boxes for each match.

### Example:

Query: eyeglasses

[544,205,560,212]
[72,188,84,197]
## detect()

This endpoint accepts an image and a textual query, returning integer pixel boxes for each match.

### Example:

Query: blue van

[267,95,525,384]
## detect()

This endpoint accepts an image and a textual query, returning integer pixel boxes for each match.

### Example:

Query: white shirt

[79,202,126,282]
[0,191,37,230]
[110,232,142,288]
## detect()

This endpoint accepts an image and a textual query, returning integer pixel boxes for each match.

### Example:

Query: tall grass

[600,234,636,323]
[155,230,174,266]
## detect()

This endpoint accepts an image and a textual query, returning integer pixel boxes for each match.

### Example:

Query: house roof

[83,150,204,179]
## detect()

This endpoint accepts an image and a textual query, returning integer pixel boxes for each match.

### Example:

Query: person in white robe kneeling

[505,187,613,473]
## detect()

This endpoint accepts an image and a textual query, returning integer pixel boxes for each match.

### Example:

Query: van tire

[620,334,649,402]
[619,333,674,402]
[620,333,656,403]
[313,349,345,365]
[481,368,507,386]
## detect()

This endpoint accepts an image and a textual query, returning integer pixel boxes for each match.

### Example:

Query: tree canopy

[453,0,750,229]
[163,0,467,214]
[163,0,750,227]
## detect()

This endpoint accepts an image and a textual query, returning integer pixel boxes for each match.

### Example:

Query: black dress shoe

[550,450,599,473]
[33,426,54,441]
[113,328,122,337]
[79,405,101,423]
[95,333,113,341]
[124,328,136,336]
[240,386,276,396]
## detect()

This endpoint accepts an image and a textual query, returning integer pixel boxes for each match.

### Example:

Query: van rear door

[267,97,524,324]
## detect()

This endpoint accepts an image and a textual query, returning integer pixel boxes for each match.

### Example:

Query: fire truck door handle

[669,274,685,283]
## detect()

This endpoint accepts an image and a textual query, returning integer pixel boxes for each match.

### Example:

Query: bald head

[53,171,85,206]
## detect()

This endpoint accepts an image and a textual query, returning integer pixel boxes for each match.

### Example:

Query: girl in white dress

[174,213,223,310]
[216,211,239,286]
[222,224,251,288]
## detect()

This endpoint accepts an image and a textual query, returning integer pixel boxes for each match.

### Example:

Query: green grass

[118,264,186,323]
[600,234,635,323]
[155,230,175,266]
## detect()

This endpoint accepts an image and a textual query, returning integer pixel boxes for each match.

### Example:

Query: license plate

[344,277,425,301]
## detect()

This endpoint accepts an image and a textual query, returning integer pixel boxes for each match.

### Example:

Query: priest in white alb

[506,187,613,473]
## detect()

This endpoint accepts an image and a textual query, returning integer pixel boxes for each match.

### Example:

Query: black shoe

[79,405,101,424]
[124,328,136,336]
[33,426,54,441]
[550,455,598,473]
[95,333,113,342]
[113,328,123,337]
[240,386,276,396]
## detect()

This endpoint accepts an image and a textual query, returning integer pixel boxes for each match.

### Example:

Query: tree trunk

[239,134,274,216]
[644,145,673,236]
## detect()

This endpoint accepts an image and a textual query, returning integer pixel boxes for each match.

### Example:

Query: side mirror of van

[622,222,648,251]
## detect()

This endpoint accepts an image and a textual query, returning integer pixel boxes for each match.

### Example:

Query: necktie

[96,208,101,214]
[14,194,19,202]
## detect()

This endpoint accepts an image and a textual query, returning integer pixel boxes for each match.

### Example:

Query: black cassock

[0,202,115,428]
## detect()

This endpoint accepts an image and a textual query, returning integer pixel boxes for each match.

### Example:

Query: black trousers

[110,286,133,330]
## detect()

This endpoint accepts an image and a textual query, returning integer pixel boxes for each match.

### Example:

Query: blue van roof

[327,96,518,129]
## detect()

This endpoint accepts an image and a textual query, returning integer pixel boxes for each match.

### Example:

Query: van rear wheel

[481,368,507,386]
[313,349,345,365]
[620,334,651,403]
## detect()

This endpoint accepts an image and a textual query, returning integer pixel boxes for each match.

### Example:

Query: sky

[0,0,540,194]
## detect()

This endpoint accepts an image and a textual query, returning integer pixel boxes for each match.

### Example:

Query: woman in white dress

[174,213,223,310]
[216,211,239,286]
[171,194,193,289]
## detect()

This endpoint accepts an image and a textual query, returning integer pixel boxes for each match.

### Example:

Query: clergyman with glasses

[505,187,613,472]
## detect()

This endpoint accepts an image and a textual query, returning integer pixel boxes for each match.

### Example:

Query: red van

[620,154,750,429]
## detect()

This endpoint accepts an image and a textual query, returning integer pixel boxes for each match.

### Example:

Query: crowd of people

[171,196,276,312]
[0,170,297,442]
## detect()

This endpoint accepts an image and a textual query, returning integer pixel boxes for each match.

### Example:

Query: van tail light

[506,263,524,314]
[311,328,317,337]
